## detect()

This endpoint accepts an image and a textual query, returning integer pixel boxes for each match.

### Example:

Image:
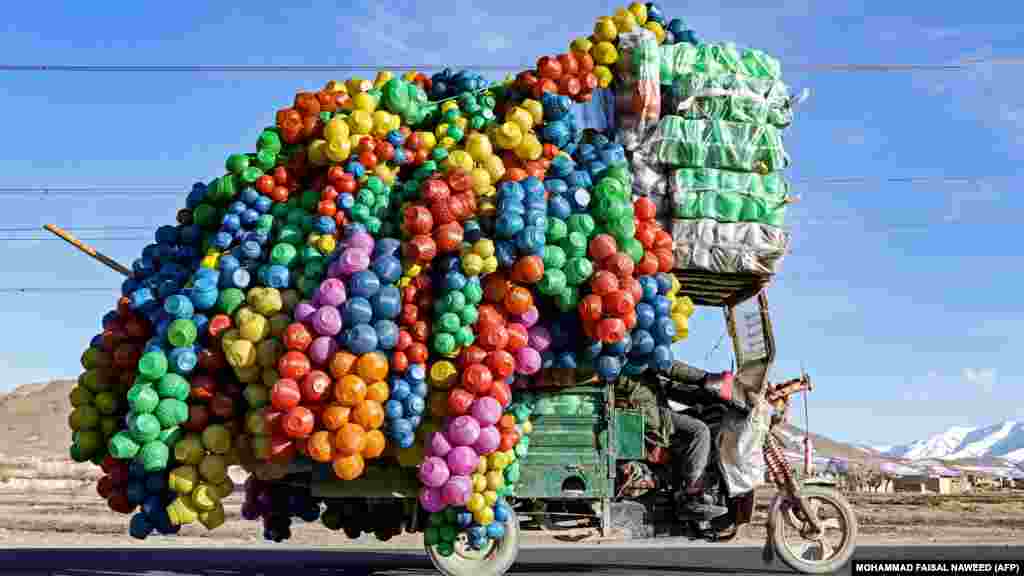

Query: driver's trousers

[661,361,713,489]
[618,360,713,488]
[668,411,711,488]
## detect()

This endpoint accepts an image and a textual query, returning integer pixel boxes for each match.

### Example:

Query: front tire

[769,486,857,574]
[426,512,520,576]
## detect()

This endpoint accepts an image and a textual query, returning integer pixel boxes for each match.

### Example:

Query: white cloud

[902,389,931,402]
[348,4,442,66]
[834,128,866,146]
[914,45,1024,157]
[481,33,507,54]
[345,0,511,68]
[899,372,940,403]
[963,368,997,394]
[922,27,962,41]
[944,178,1004,223]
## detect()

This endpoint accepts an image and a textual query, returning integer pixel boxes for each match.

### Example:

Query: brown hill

[6,379,988,479]
[778,423,890,464]
[6,379,881,461]
[0,379,75,459]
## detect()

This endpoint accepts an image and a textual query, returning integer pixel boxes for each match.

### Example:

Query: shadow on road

[504,563,793,574]
[4,544,1023,576]
[0,547,794,576]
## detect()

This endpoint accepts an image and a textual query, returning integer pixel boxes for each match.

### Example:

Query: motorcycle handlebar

[765,373,812,403]
[662,380,752,417]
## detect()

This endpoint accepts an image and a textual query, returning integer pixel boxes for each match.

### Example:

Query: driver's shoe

[675,492,729,520]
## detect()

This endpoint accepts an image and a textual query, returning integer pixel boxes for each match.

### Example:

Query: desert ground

[2,381,1022,548]
[1,456,1022,548]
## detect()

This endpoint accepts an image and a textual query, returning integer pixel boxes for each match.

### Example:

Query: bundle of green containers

[647,41,796,227]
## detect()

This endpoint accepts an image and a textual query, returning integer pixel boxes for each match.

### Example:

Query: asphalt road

[1,544,1022,576]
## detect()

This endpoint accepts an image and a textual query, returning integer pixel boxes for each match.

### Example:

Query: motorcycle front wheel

[769,485,858,574]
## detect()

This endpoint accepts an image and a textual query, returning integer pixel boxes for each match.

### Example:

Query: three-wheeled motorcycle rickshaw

[50,221,856,575]
[262,270,857,576]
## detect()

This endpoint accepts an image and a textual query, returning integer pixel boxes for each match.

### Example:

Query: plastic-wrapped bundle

[614,29,661,151]
[628,148,670,229]
[647,39,798,273]
[668,168,792,226]
[658,42,783,85]
[662,72,794,128]
[646,116,789,173]
[670,219,789,275]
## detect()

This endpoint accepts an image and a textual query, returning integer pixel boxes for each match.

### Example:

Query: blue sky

[1,0,1022,446]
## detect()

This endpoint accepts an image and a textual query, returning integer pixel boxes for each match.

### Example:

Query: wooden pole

[43,224,133,277]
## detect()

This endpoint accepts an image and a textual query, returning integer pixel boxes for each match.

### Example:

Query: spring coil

[763,432,796,489]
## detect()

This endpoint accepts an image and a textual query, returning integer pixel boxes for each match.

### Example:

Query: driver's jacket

[614,362,704,449]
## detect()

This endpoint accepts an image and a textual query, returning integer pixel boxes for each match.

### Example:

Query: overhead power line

[798,57,1024,72]
[0,58,1022,74]
[805,175,1003,185]
[0,218,1012,244]
[0,64,523,73]
[0,174,1013,198]
[0,287,119,294]
[0,174,1013,241]
[0,236,150,242]
[0,274,848,294]
[0,185,184,197]
[0,226,153,233]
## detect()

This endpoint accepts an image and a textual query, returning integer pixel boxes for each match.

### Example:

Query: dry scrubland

[2,380,1023,547]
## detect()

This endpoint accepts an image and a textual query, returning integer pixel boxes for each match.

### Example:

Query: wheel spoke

[773,489,856,570]
[816,537,836,558]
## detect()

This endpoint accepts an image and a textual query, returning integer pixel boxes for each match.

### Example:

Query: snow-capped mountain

[875,421,1024,463]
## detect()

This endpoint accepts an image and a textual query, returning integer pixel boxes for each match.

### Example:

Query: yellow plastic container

[594,17,618,42]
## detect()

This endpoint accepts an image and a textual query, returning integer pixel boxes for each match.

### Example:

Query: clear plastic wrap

[718,397,771,496]
[659,42,783,85]
[630,146,666,194]
[646,116,790,173]
[662,72,794,128]
[628,144,673,231]
[669,168,792,226]
[671,218,789,275]
[614,29,661,151]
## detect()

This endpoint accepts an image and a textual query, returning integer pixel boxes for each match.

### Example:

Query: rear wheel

[426,512,520,576]
[769,486,857,574]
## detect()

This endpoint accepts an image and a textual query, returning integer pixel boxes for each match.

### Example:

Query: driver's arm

[655,360,708,385]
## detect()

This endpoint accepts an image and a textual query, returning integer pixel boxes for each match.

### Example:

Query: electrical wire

[0,174,1014,198]
[0,215,1012,242]
[797,57,1024,72]
[1,57,1022,73]
[0,174,1014,240]
[0,185,184,197]
[798,175,990,185]
[0,64,525,72]
[0,217,1011,243]
[0,236,150,242]
[704,331,728,364]
[0,287,119,294]
[0,226,153,233]
[0,270,867,293]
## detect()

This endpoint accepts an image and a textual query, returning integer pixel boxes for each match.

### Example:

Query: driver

[616,360,734,519]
